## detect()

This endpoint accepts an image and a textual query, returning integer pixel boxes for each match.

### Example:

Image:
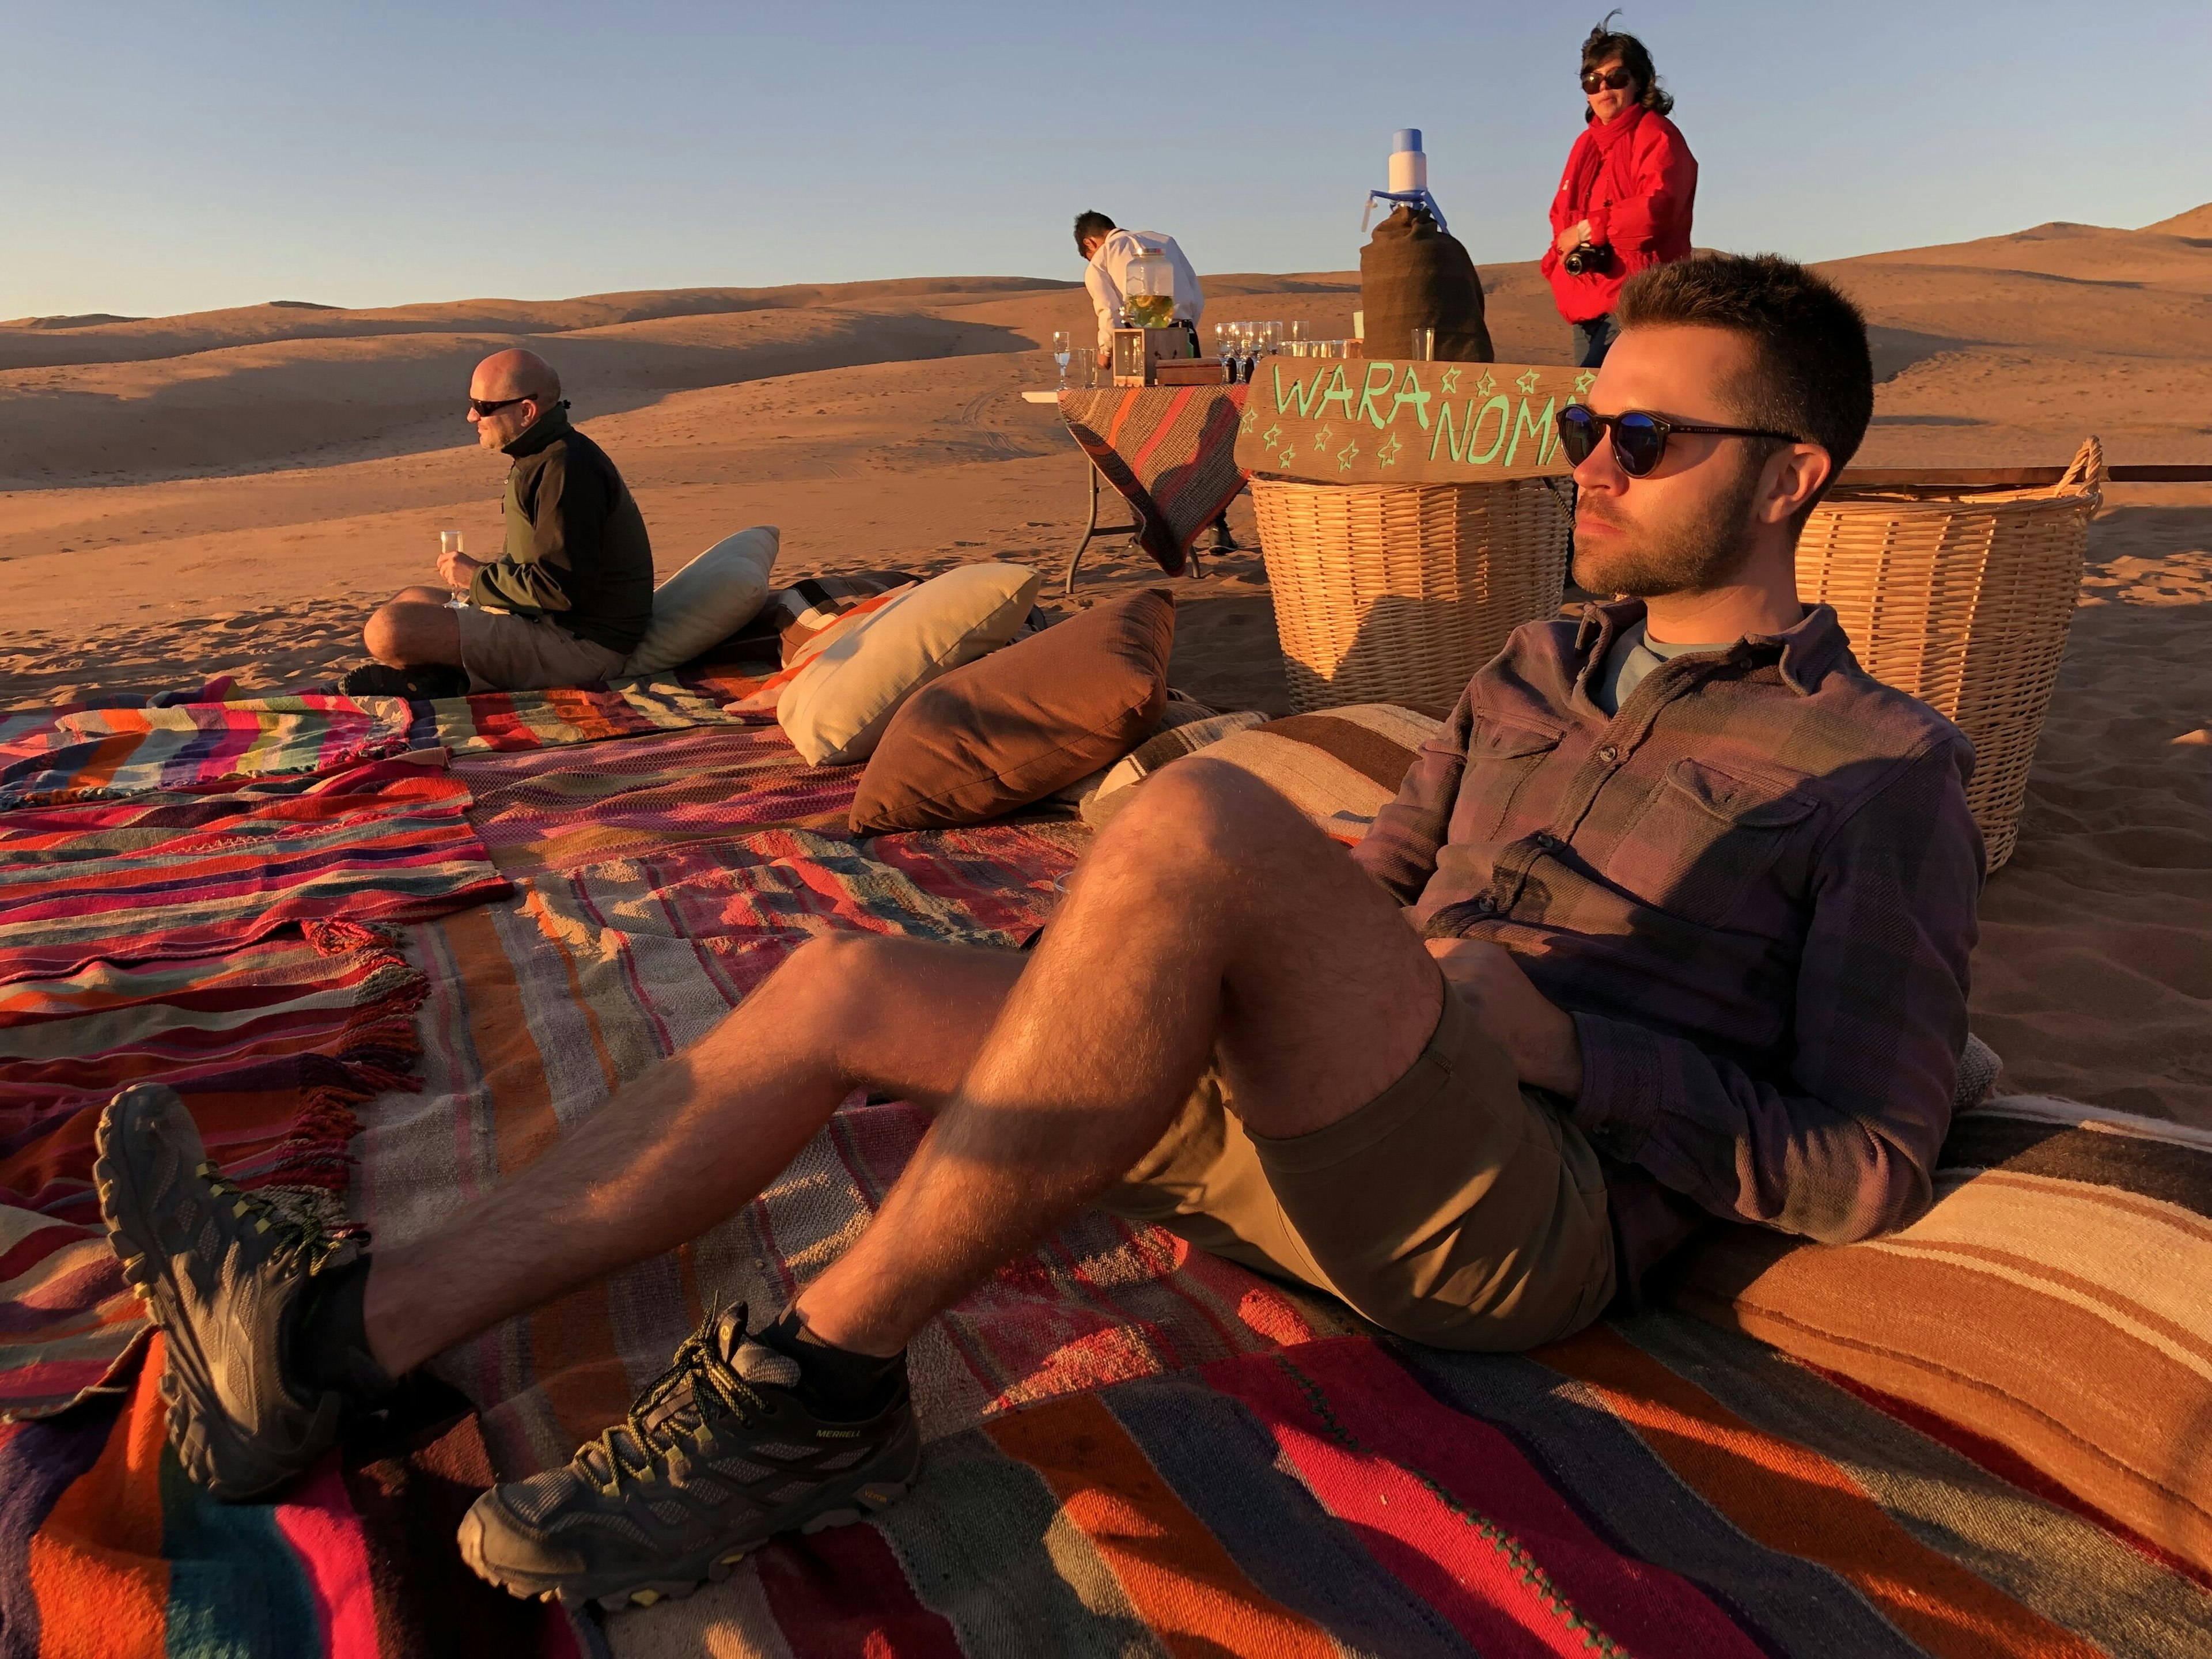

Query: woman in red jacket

[1543,18,1698,367]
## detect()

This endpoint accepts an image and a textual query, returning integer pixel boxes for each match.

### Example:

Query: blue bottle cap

[1393,128,1422,153]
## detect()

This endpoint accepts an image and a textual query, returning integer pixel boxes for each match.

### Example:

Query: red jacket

[1541,107,1698,324]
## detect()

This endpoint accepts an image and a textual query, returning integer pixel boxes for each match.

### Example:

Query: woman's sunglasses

[1580,67,1634,93]
[1555,405,1801,478]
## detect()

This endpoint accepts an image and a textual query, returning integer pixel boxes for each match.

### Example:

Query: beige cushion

[620,527,779,676]
[1085,703,1441,839]
[777,563,1044,766]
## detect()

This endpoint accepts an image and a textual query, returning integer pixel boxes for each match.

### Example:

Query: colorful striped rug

[1058,386,1251,575]
[614,1319,2211,1657]
[0,674,763,812]
[401,673,754,758]
[0,695,415,810]
[0,923,430,1420]
[0,757,509,985]
[455,724,859,876]
[359,821,1355,1482]
[0,1338,586,1658]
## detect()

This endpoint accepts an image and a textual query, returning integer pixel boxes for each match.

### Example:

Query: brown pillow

[850,590,1175,832]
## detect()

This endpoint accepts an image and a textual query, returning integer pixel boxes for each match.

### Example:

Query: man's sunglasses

[1580,67,1634,93]
[1555,405,1802,478]
[467,394,534,417]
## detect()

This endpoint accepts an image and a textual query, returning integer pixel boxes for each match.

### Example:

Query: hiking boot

[94,1084,365,1500]
[459,1305,919,1611]
[336,662,468,700]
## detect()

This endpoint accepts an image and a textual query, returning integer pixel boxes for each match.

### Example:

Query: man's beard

[1571,456,1764,599]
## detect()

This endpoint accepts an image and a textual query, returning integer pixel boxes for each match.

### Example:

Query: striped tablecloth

[1058,385,1249,575]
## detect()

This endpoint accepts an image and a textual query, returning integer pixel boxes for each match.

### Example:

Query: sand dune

[3,207,2207,1127]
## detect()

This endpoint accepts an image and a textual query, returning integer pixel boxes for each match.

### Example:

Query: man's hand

[1554,219,1592,256]
[1426,937,1584,1098]
[437,549,484,590]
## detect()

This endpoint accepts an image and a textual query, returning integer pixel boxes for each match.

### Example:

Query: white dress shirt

[1084,229,1205,349]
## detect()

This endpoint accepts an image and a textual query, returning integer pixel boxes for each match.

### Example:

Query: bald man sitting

[339,350,656,699]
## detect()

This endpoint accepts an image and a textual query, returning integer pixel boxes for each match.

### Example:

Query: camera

[1563,243,1612,277]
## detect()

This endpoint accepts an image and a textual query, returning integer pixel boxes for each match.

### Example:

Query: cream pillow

[620,527,780,676]
[777,563,1044,766]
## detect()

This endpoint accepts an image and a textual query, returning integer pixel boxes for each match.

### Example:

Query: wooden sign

[1233,359,1589,484]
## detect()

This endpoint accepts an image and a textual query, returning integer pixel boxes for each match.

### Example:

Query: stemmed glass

[1051,330,1073,391]
[1214,322,1236,383]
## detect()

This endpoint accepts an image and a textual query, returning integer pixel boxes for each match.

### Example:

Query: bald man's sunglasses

[467,395,533,417]
[1580,67,1634,92]
[1556,405,1801,478]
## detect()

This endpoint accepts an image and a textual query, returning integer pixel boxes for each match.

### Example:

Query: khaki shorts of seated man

[338,347,656,701]
[97,252,1983,1614]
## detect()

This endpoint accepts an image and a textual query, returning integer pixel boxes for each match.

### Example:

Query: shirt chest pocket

[1453,716,1567,845]
[1625,757,1820,927]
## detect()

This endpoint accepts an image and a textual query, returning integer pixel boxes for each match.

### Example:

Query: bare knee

[362,604,406,665]
[1098,757,1309,873]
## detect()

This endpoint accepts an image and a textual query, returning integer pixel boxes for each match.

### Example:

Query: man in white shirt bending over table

[1076,212,1205,354]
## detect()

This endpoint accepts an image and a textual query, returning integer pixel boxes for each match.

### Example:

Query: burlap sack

[1359,207,1494,363]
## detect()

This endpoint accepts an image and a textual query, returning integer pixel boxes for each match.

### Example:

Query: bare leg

[362,935,1022,1375]
[795,758,1443,1355]
[362,599,465,668]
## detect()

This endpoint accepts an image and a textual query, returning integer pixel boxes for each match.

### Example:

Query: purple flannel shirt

[1353,600,1984,1289]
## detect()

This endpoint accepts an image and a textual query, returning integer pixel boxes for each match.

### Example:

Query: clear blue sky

[3,0,2204,319]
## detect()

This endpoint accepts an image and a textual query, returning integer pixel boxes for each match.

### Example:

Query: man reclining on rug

[98,253,1983,1612]
[339,348,655,700]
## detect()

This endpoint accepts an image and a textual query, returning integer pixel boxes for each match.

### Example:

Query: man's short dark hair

[1582,12,1673,120]
[1617,252,1874,521]
[1073,211,1115,253]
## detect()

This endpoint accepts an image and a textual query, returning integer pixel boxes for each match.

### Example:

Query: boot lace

[578,1308,771,1496]
[196,1161,351,1277]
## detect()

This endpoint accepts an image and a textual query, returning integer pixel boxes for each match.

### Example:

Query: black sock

[755,1306,903,1410]
[291,1256,396,1403]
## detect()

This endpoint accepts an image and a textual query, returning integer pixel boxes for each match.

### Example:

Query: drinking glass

[439,530,469,608]
[1266,321,1284,356]
[1051,329,1073,390]
[1410,326,1435,361]
[1287,320,1308,346]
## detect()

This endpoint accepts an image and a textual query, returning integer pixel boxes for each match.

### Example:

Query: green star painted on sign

[1473,372,1498,400]
[1337,440,1359,471]
[1573,370,1598,397]
[1240,409,1257,433]
[1277,446,1296,467]
[1263,424,1283,448]
[1311,423,1334,452]
[1438,368,1462,395]
[1516,369,1542,396]
[1377,433,1404,467]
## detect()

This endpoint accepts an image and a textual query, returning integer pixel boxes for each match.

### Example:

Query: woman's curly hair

[1582,11,1673,122]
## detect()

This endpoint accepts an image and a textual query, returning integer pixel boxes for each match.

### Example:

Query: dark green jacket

[468,403,654,654]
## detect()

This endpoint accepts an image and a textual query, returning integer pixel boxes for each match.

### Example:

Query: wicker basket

[1251,478,1572,713]
[1797,436,2103,871]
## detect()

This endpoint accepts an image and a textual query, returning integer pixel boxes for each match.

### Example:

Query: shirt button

[1597,745,1620,764]
[1471,896,1494,914]
[1533,831,1560,850]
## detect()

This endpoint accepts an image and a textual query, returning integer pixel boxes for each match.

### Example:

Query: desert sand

[4,215,2207,1127]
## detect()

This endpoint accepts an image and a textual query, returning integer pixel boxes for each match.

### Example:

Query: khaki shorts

[456,607,627,694]
[1101,984,1616,1351]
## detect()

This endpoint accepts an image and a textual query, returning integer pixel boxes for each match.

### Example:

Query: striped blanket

[364,822,1353,1480]
[0,757,509,984]
[456,724,858,876]
[0,695,415,810]
[0,675,759,812]
[1059,386,1249,575]
[0,923,429,1419]
[402,673,752,757]
[0,1341,582,1658]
